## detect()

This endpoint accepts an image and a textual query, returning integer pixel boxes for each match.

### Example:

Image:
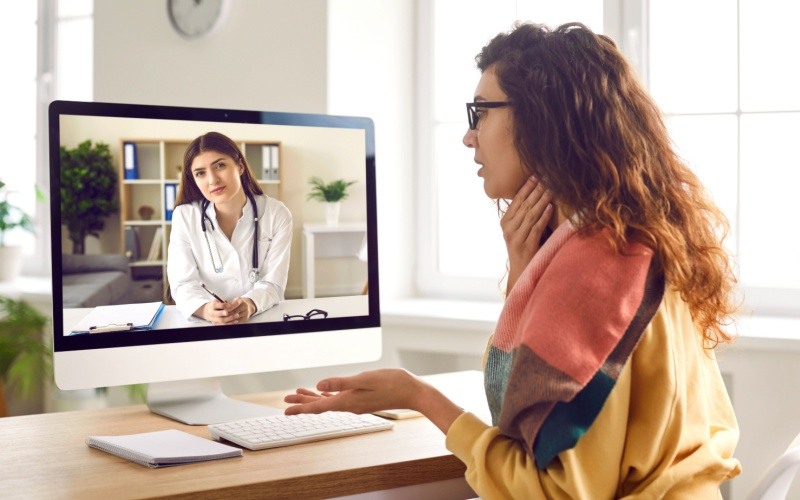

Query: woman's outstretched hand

[501,177,553,294]
[284,369,465,434]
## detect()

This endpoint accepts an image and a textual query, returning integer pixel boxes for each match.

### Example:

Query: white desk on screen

[63,295,369,335]
[301,222,367,299]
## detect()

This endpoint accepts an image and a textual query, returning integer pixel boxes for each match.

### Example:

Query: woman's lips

[210,186,225,195]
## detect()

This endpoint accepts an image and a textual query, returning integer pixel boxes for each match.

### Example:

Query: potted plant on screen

[0,179,37,282]
[0,295,50,417]
[60,140,119,254]
[306,176,357,226]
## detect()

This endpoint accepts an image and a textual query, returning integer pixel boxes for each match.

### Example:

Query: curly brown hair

[478,22,737,347]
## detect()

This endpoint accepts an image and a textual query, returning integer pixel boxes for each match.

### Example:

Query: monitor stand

[146,377,283,425]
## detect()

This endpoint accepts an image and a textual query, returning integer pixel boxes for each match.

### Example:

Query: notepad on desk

[70,301,165,335]
[86,429,243,468]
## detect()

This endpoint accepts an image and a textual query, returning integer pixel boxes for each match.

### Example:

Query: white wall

[326,0,415,301]
[93,0,328,113]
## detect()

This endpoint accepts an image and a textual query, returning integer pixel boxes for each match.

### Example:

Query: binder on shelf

[124,226,141,261]
[261,145,273,180]
[86,429,242,468]
[69,301,166,335]
[164,183,177,221]
[123,142,138,180]
[270,145,280,180]
[147,227,164,261]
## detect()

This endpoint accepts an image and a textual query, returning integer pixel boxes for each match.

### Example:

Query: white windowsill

[0,276,53,303]
[381,297,800,353]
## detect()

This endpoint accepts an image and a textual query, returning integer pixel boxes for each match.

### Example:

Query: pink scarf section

[488,219,658,459]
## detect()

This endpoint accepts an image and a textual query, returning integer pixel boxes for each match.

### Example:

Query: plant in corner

[0,180,37,282]
[0,295,50,417]
[60,140,119,254]
[306,177,357,226]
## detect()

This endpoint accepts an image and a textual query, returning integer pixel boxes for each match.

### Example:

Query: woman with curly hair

[284,22,741,498]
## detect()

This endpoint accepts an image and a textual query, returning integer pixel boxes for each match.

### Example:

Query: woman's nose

[463,128,477,148]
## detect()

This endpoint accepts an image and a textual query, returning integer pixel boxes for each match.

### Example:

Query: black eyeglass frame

[283,308,329,321]
[466,101,511,130]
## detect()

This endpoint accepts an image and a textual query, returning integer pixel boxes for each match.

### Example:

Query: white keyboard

[207,411,394,450]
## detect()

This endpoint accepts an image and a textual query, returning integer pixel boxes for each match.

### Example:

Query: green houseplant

[306,177,357,226]
[0,180,37,281]
[60,140,119,254]
[0,295,50,417]
[0,180,34,246]
[306,177,357,203]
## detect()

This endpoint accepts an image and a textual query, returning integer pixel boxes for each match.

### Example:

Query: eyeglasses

[466,101,511,130]
[283,308,329,321]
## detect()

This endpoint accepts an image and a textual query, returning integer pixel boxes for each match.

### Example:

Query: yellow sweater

[445,290,741,499]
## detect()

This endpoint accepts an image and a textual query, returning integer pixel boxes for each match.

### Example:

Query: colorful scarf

[485,220,665,469]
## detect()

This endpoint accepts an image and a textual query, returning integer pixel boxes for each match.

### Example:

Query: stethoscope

[200,192,262,284]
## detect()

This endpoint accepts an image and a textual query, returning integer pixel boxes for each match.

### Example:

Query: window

[418,1,800,315]
[2,3,37,258]
[648,0,800,314]
[5,0,93,276]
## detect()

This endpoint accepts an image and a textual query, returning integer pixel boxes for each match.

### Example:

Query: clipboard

[70,301,165,335]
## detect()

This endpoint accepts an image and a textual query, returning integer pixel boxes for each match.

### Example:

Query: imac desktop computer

[49,100,381,424]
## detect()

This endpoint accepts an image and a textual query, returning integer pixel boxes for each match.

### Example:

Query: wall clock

[167,0,228,39]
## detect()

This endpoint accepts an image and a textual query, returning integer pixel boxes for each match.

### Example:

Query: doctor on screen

[167,131,292,325]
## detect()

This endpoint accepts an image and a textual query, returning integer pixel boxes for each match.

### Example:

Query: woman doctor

[167,131,292,325]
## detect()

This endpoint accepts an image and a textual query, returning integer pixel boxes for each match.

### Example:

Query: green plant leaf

[0,296,51,400]
[306,176,357,203]
[0,179,38,246]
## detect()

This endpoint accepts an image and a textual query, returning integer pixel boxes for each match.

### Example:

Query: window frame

[28,0,57,278]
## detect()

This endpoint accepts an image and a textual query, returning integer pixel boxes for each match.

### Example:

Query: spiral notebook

[86,429,243,468]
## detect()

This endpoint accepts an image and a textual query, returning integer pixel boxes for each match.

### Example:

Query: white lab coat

[167,194,292,320]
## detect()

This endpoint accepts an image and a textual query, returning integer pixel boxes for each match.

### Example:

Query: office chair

[747,430,800,500]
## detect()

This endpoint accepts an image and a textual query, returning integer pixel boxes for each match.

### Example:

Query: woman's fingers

[295,388,321,397]
[504,177,537,224]
[284,397,336,415]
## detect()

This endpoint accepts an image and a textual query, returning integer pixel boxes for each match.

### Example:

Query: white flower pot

[325,202,341,226]
[0,245,24,282]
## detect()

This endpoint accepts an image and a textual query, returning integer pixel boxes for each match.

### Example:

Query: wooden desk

[1,392,464,499]
[0,372,487,499]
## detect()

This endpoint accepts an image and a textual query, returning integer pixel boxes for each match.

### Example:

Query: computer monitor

[49,100,381,424]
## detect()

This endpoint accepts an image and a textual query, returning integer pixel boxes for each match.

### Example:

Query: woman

[167,131,292,325]
[285,22,741,498]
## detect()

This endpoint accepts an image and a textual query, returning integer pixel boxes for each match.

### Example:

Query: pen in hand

[201,283,227,303]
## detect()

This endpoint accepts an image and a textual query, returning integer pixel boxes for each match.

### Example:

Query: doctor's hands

[502,177,554,294]
[195,297,257,325]
[284,369,466,434]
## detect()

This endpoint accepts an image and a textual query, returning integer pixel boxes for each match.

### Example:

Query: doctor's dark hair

[175,131,263,206]
[476,22,736,347]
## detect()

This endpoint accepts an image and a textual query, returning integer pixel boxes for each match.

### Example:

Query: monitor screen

[49,100,381,424]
